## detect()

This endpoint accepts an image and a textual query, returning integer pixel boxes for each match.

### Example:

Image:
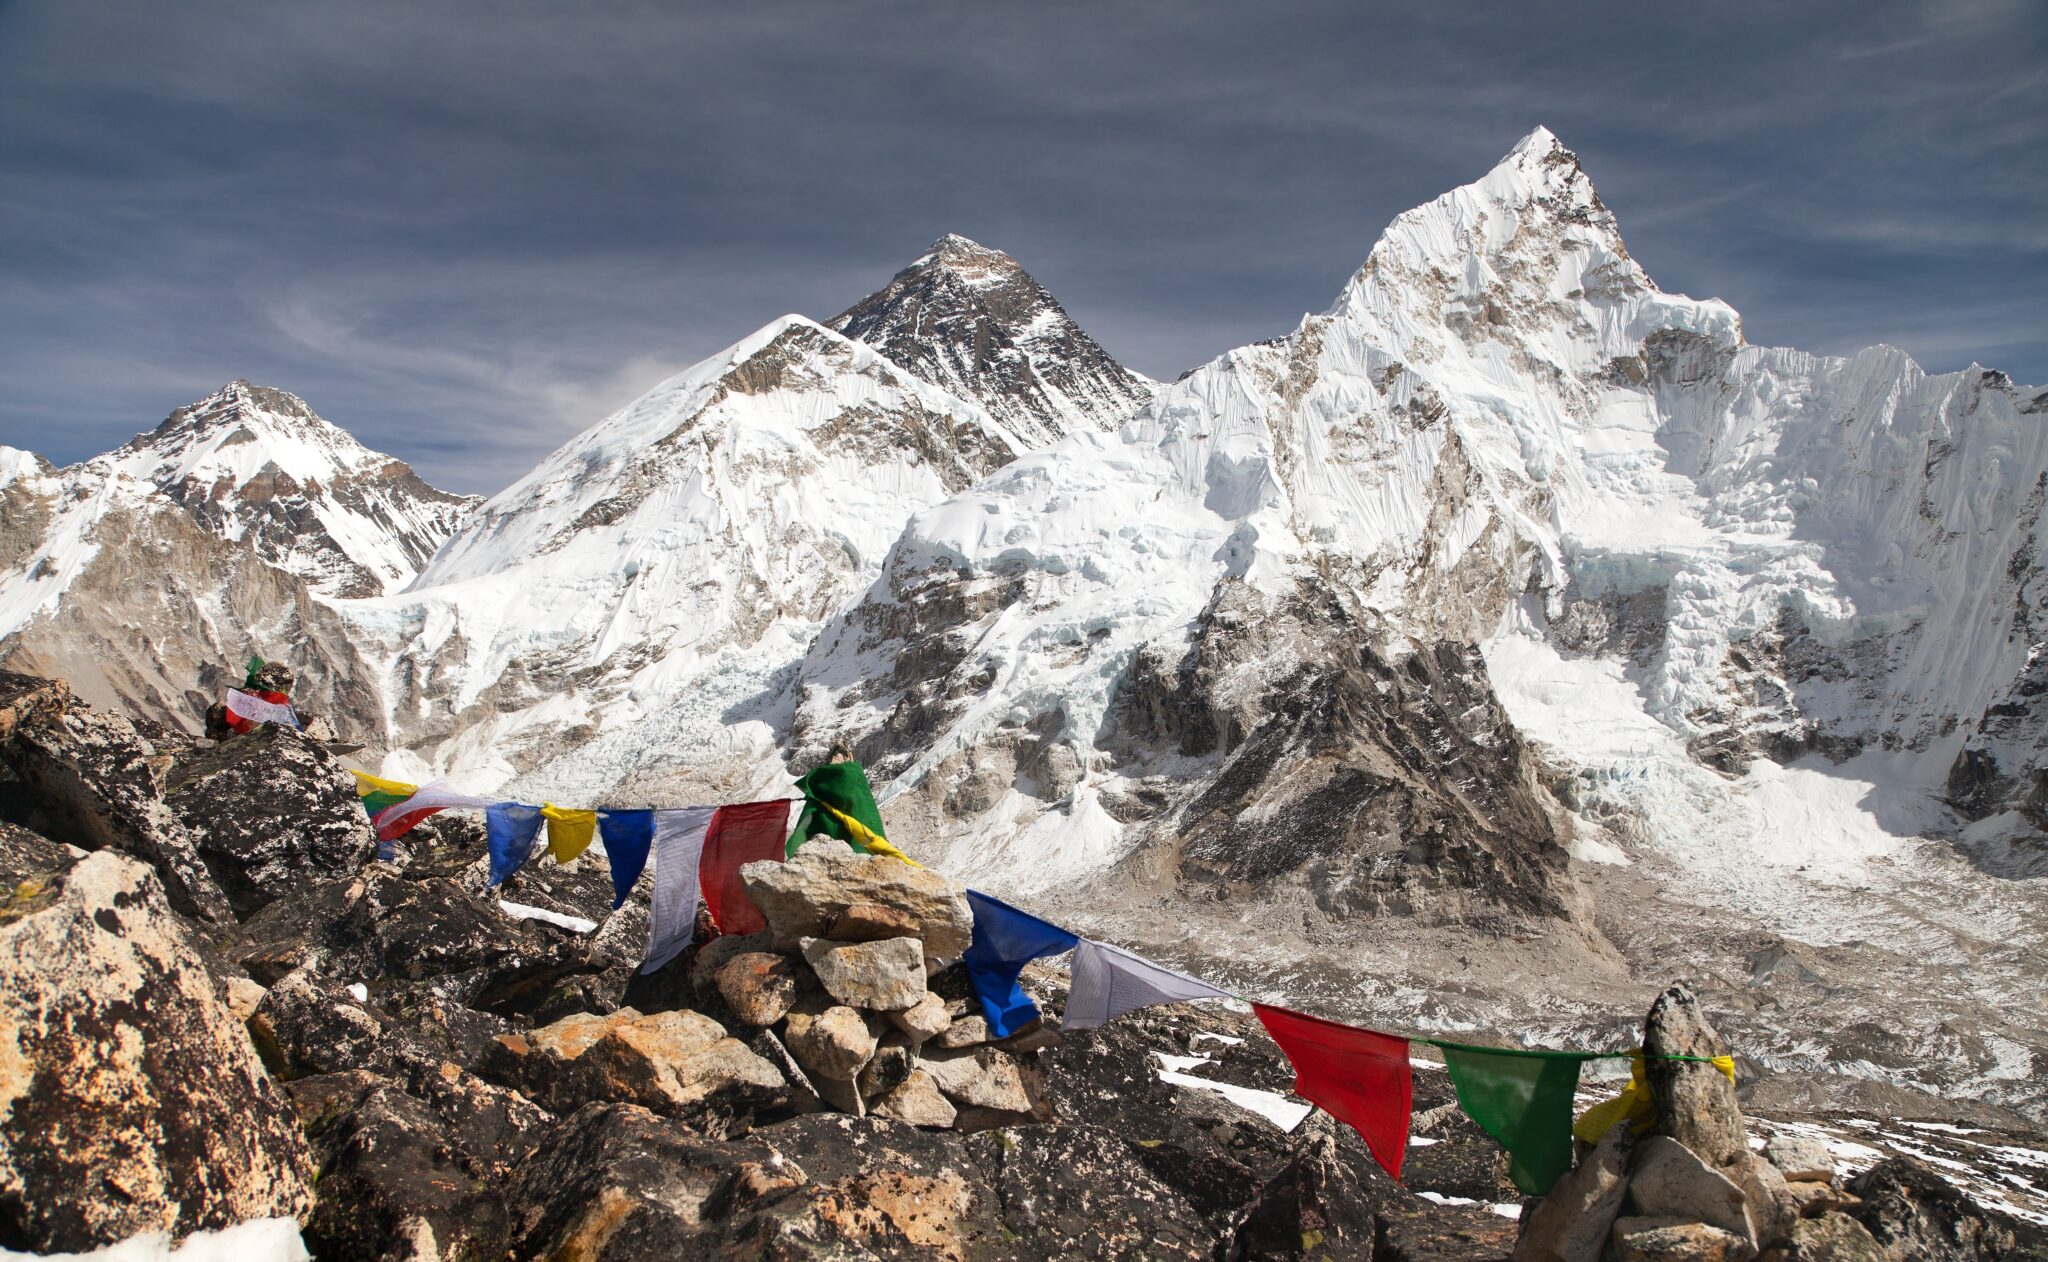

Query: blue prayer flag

[485,802,544,886]
[597,809,656,908]
[962,889,1079,1038]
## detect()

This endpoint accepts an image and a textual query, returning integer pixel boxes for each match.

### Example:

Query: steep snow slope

[782,129,2048,1113]
[829,234,1155,444]
[353,315,1033,782]
[99,381,476,599]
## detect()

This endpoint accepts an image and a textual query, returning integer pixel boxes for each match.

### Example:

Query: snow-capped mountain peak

[99,381,474,598]
[828,234,1155,445]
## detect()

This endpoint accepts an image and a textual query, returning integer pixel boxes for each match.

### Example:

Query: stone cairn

[1516,984,1878,1262]
[489,843,1039,1134]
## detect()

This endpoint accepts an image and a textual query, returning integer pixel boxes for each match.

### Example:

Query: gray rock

[0,850,313,1250]
[857,1037,916,1099]
[1760,1213,1885,1261]
[934,1012,991,1048]
[1630,1135,1756,1247]
[740,846,973,961]
[869,1068,957,1128]
[1845,1156,2021,1262]
[1765,1133,1838,1184]
[1644,984,1748,1168]
[1515,1122,1633,1261]
[1613,1217,1757,1262]
[922,1045,1034,1112]
[800,934,926,1011]
[1,696,234,924]
[1738,1149,1800,1248]
[247,967,388,1078]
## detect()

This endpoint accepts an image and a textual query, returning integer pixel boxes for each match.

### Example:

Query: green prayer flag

[1437,1042,1589,1196]
[788,762,887,855]
[244,655,266,687]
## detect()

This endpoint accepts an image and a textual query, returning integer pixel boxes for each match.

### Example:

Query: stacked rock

[687,844,1042,1131]
[1515,984,1891,1262]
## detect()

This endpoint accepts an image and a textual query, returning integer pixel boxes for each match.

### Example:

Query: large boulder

[0,850,312,1251]
[1844,1156,2022,1262]
[800,934,926,1011]
[162,723,375,916]
[1627,1135,1757,1247]
[0,687,233,924]
[741,846,973,962]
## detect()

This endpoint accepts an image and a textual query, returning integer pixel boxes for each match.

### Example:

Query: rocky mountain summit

[829,233,1156,445]
[0,673,2041,1259]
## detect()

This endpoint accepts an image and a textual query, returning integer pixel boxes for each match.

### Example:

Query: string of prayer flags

[961,890,1079,1038]
[595,810,656,909]
[1254,1004,1413,1182]
[225,688,301,730]
[373,781,497,842]
[1435,1040,1589,1196]
[697,800,794,937]
[640,807,718,974]
[787,761,893,858]
[349,770,417,820]
[485,803,545,886]
[1063,939,1231,1031]
[541,804,598,862]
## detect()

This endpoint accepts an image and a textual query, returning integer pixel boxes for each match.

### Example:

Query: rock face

[827,233,1155,445]
[0,849,312,1250]
[1844,1157,2022,1261]
[1644,985,1749,1168]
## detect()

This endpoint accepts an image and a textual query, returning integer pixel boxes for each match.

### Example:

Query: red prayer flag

[1254,1003,1413,1182]
[699,800,792,936]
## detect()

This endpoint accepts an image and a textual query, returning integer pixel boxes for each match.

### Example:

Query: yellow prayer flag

[541,803,598,862]
[349,769,419,798]
[1573,1053,1737,1143]
[817,802,921,867]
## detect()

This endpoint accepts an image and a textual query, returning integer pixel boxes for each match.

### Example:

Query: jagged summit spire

[828,236,1154,444]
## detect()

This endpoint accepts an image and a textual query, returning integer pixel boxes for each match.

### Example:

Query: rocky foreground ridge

[0,670,2040,1260]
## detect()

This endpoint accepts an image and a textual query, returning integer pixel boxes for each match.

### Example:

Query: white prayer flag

[225,688,301,730]
[369,780,497,834]
[640,806,718,975]
[1063,938,1231,1031]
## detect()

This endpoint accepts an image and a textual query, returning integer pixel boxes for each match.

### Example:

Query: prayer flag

[962,889,1079,1038]
[1574,1053,1737,1144]
[1254,1004,1412,1182]
[541,804,598,862]
[641,806,717,974]
[372,781,496,842]
[485,803,544,886]
[596,809,655,909]
[225,688,301,730]
[787,761,889,856]
[1437,1041,1589,1196]
[1064,939,1231,1031]
[815,802,919,866]
[698,800,793,936]
[349,770,417,819]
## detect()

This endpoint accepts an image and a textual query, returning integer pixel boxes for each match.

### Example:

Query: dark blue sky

[3,1,2042,493]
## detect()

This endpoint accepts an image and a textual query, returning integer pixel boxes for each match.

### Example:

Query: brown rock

[887,990,951,1043]
[922,1045,1033,1112]
[1515,1122,1633,1262]
[1629,1135,1756,1246]
[857,1038,916,1098]
[800,934,926,1011]
[225,975,267,1022]
[0,851,313,1251]
[1785,1180,1858,1219]
[869,1069,957,1128]
[934,1013,991,1048]
[1643,984,1748,1168]
[1736,1150,1799,1248]
[688,929,772,999]
[828,901,920,942]
[713,951,800,1027]
[491,1007,785,1131]
[781,1004,877,1081]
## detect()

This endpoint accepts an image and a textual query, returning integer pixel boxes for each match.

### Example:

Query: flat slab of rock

[1515,1122,1631,1262]
[741,847,972,961]
[490,1007,785,1132]
[1629,1135,1756,1246]
[1613,1217,1755,1262]
[1764,1132,1836,1183]
[801,935,926,1011]
[0,851,313,1251]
